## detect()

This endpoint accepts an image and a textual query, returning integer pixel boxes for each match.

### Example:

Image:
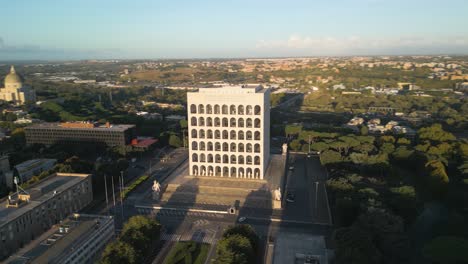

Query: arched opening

[254,118,261,128]
[238,118,244,127]
[230,143,236,152]
[198,117,205,126]
[223,143,229,152]
[230,105,236,115]
[207,154,213,163]
[238,105,244,115]
[246,156,252,165]
[200,142,206,151]
[246,118,252,128]
[222,118,228,127]
[214,105,220,114]
[215,166,221,176]
[254,168,260,179]
[254,131,260,140]
[192,141,198,150]
[222,130,229,139]
[192,153,198,162]
[208,166,214,176]
[191,117,197,126]
[222,105,228,114]
[254,143,260,153]
[230,118,236,127]
[206,104,213,114]
[191,129,197,138]
[246,105,253,115]
[254,105,261,115]
[230,155,237,164]
[246,143,252,152]
[215,142,221,151]
[192,165,198,175]
[200,165,206,176]
[238,131,244,140]
[190,104,197,114]
[238,155,245,164]
[214,117,220,127]
[230,130,236,140]
[215,154,221,163]
[254,156,260,165]
[239,167,245,178]
[207,142,213,151]
[223,167,229,177]
[223,155,229,163]
[246,168,253,178]
[198,104,205,114]
[199,129,205,139]
[206,117,212,127]
[231,167,237,177]
[207,129,213,139]
[200,154,206,163]
[215,130,221,139]
[238,143,245,152]
[246,131,252,140]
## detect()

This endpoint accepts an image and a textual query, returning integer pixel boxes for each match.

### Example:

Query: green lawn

[164,241,210,264]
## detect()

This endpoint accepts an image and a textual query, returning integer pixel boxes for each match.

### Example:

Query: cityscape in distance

[0,1,467,264]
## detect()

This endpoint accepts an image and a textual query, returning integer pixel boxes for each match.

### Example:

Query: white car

[238,217,247,223]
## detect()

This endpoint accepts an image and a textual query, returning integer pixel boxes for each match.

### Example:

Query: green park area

[164,241,209,264]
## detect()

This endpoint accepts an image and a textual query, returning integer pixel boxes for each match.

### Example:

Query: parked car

[238,217,247,223]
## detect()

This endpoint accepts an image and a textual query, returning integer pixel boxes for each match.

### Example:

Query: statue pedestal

[272,200,282,209]
[152,191,160,202]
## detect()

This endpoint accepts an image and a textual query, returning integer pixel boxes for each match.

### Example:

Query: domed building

[0,66,36,105]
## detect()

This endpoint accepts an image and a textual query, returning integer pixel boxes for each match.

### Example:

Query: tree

[168,134,182,148]
[222,225,259,251]
[418,123,455,143]
[360,125,369,136]
[284,124,302,138]
[289,139,302,151]
[422,236,468,264]
[100,241,136,264]
[215,235,254,264]
[334,227,382,264]
[320,150,342,165]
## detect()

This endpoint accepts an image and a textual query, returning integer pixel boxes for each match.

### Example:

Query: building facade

[24,122,136,147]
[0,173,93,260]
[187,85,270,179]
[0,66,36,105]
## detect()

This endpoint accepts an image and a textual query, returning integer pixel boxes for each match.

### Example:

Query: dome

[5,66,24,85]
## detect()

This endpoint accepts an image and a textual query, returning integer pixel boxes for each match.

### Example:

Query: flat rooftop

[196,85,269,94]
[7,214,113,264]
[25,122,135,132]
[0,173,91,228]
[14,159,56,172]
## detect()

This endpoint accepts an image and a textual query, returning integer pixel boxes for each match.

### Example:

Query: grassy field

[164,241,210,264]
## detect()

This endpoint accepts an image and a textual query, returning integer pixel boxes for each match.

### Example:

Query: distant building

[0,173,93,260]
[9,159,57,188]
[166,115,186,122]
[0,66,36,105]
[7,214,114,264]
[392,126,416,138]
[347,117,364,126]
[24,122,136,147]
[0,156,11,187]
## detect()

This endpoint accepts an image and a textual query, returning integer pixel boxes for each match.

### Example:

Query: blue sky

[1,0,467,60]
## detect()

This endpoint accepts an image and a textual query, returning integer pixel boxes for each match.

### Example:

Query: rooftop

[0,173,91,228]
[196,84,268,94]
[14,159,57,173]
[7,214,113,264]
[25,122,135,132]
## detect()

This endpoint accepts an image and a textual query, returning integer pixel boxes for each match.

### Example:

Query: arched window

[254,118,261,128]
[215,166,221,176]
[191,117,197,126]
[223,166,229,177]
[246,143,252,152]
[192,141,198,150]
[246,168,253,178]
[192,153,198,162]
[254,131,260,140]
[214,117,220,127]
[214,104,220,114]
[200,154,206,162]
[230,130,236,140]
[254,156,260,165]
[207,129,213,139]
[222,118,228,127]
[246,105,253,115]
[208,166,214,176]
[230,118,236,127]
[206,104,212,114]
[247,156,253,165]
[207,142,213,151]
[230,155,237,164]
[192,165,198,175]
[191,129,197,138]
[238,143,245,152]
[246,131,252,140]
[215,155,221,163]
[238,131,244,140]
[223,155,229,163]
[231,167,237,177]
[230,105,236,115]
[198,117,205,126]
[198,104,204,114]
[199,129,205,139]
[200,142,206,151]
[230,143,236,152]
[238,155,245,164]
[222,105,228,114]
[238,118,244,127]
[223,143,229,152]
[200,165,206,176]
[254,105,261,115]
[246,118,252,128]
[190,104,197,114]
[215,130,221,139]
[239,168,245,178]
[254,168,260,178]
[238,105,244,115]
[206,117,212,127]
[215,142,221,151]
[222,130,229,139]
[207,154,213,162]
[254,143,260,153]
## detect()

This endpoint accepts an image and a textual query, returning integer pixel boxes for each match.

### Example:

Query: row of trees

[214,225,259,264]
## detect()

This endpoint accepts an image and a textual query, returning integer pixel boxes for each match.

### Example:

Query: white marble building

[187,85,270,179]
[0,66,36,105]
